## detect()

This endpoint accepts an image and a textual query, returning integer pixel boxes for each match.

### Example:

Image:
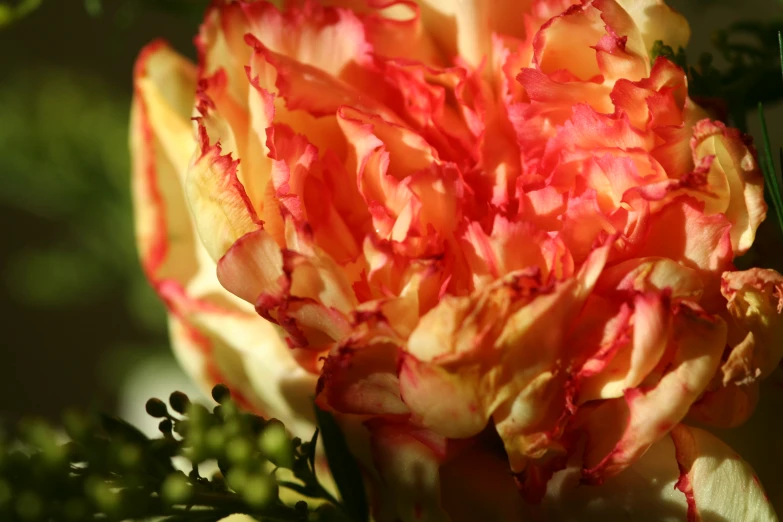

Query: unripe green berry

[117,444,142,470]
[241,474,277,508]
[161,473,192,505]
[211,384,231,404]
[87,476,121,514]
[220,400,239,420]
[226,468,248,493]
[62,409,91,442]
[205,426,226,456]
[15,491,42,521]
[158,418,173,436]
[62,498,89,521]
[145,398,168,418]
[169,391,191,414]
[0,480,11,507]
[226,438,253,465]
[259,422,293,468]
[186,404,211,428]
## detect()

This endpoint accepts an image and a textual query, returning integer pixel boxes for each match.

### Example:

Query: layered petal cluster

[131,0,783,520]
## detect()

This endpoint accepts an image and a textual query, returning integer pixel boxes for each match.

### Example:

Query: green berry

[0,480,12,508]
[161,473,192,505]
[211,384,231,404]
[117,444,142,470]
[259,422,293,468]
[62,498,89,521]
[62,409,90,442]
[226,468,248,493]
[226,438,253,465]
[158,418,173,436]
[169,391,191,414]
[15,491,42,521]
[205,426,226,456]
[145,398,168,418]
[186,404,211,428]
[241,474,276,508]
[87,476,121,514]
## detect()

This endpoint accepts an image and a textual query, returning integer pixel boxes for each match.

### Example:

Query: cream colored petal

[540,425,777,522]
[132,42,316,437]
[186,140,263,262]
[615,0,690,55]
[163,284,317,440]
[217,515,258,522]
[670,425,778,522]
[417,0,490,67]
[722,268,783,380]
[130,41,199,284]
[417,0,535,67]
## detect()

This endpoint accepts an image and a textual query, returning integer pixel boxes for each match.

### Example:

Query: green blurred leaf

[314,405,369,522]
[758,103,783,237]
[84,0,102,16]
[0,67,165,330]
[0,0,42,28]
[5,247,111,307]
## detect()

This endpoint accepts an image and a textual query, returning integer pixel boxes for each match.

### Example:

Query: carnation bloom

[131,0,783,520]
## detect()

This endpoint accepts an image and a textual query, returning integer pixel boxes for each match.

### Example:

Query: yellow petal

[130,41,199,284]
[417,0,536,67]
[615,0,690,56]
[670,425,778,522]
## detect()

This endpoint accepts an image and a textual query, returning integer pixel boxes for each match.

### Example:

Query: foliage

[0,385,367,522]
[756,32,783,238]
[0,0,41,28]
[652,20,783,133]
[0,67,165,330]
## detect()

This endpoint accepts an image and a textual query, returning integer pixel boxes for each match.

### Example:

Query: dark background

[0,0,782,512]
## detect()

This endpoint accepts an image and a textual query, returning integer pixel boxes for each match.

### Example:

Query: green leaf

[84,0,102,16]
[0,0,41,28]
[757,103,783,236]
[307,428,319,471]
[99,413,150,445]
[314,405,369,522]
[279,480,320,498]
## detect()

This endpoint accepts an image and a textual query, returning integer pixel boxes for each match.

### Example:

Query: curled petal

[721,268,783,381]
[690,120,766,254]
[539,425,776,522]
[316,330,409,416]
[670,425,778,522]
[613,0,690,57]
[164,284,317,438]
[187,126,263,261]
[132,43,313,435]
[582,302,726,480]
[131,41,199,283]
[367,421,449,522]
[401,244,609,441]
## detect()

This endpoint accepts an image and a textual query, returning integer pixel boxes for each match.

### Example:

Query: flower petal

[670,424,778,522]
[539,425,777,522]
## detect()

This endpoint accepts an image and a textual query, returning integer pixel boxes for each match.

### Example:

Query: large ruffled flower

[131,0,783,520]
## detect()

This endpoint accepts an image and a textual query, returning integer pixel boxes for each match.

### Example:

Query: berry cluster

[0,385,359,522]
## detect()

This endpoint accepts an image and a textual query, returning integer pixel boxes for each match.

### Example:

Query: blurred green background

[0,0,204,428]
[0,0,782,512]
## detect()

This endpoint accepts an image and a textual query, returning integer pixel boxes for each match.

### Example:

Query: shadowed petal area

[538,425,777,521]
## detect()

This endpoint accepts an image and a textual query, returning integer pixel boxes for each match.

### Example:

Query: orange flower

[131,0,782,520]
